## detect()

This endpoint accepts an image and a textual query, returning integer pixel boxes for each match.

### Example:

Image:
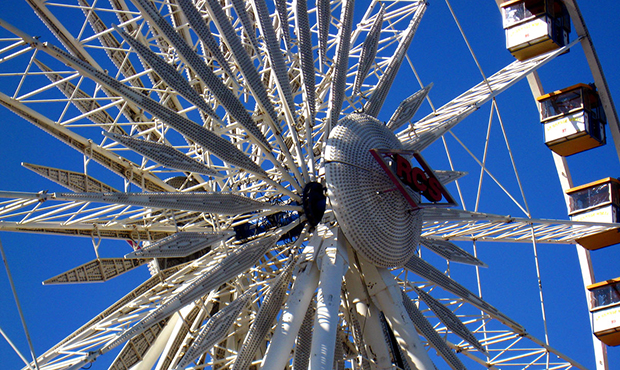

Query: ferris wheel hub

[302,182,327,227]
[324,113,422,267]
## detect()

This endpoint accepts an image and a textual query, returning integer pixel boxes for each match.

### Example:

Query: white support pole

[133,308,183,370]
[494,1,612,368]
[0,326,35,370]
[260,257,320,369]
[309,228,349,370]
[0,238,40,370]
[344,242,394,369]
[359,258,435,370]
[344,267,394,369]
[529,62,608,370]
[154,303,201,370]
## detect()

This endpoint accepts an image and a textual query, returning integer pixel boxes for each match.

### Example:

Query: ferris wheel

[0,0,618,369]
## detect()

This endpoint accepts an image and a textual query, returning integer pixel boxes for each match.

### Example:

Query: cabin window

[540,89,584,121]
[568,183,611,213]
[591,283,620,309]
[503,3,535,27]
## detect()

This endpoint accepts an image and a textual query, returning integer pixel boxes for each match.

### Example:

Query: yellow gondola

[536,83,606,156]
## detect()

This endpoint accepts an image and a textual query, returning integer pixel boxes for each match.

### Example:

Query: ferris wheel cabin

[501,0,570,61]
[567,178,620,250]
[587,278,620,346]
[536,84,607,156]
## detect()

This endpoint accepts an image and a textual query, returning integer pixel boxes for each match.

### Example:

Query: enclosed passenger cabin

[501,0,570,61]
[536,84,606,156]
[587,278,620,346]
[567,177,620,250]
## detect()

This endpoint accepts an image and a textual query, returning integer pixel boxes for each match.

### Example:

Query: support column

[358,258,435,370]
[261,254,320,369]
[309,228,349,370]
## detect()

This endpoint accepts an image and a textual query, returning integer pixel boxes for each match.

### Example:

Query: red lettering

[395,154,412,184]
[424,177,443,202]
[392,153,445,203]
[410,167,427,192]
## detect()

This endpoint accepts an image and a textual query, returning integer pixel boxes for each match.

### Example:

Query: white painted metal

[359,259,435,370]
[131,311,181,370]
[310,228,348,370]
[260,252,320,369]
[507,0,615,364]
[344,247,394,369]
[0,1,611,369]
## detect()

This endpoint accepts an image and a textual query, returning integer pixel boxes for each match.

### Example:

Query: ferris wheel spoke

[228,0,262,57]
[130,0,273,152]
[386,83,432,131]
[233,259,295,369]
[101,0,188,117]
[412,286,487,355]
[50,192,300,215]
[434,169,468,185]
[0,220,175,240]
[42,257,148,285]
[316,0,330,70]
[250,0,310,184]
[38,43,270,179]
[404,254,525,333]
[177,291,253,369]
[422,208,619,244]
[363,2,426,118]
[113,25,222,123]
[346,1,426,105]
[103,131,223,177]
[325,0,354,135]
[399,38,582,151]
[202,0,305,189]
[419,237,486,267]
[294,0,319,178]
[126,231,231,259]
[0,91,173,192]
[202,0,279,131]
[399,289,466,370]
[250,0,295,118]
[353,4,385,96]
[274,0,291,49]
[294,0,316,123]
[173,0,237,83]
[22,163,119,193]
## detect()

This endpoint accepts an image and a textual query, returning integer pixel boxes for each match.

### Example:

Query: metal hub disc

[324,113,422,267]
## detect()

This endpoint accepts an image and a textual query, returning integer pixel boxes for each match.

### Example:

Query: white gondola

[587,278,620,346]
[501,0,570,60]
[568,177,620,250]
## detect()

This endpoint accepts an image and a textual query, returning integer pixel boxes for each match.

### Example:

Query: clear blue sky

[1,1,620,369]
